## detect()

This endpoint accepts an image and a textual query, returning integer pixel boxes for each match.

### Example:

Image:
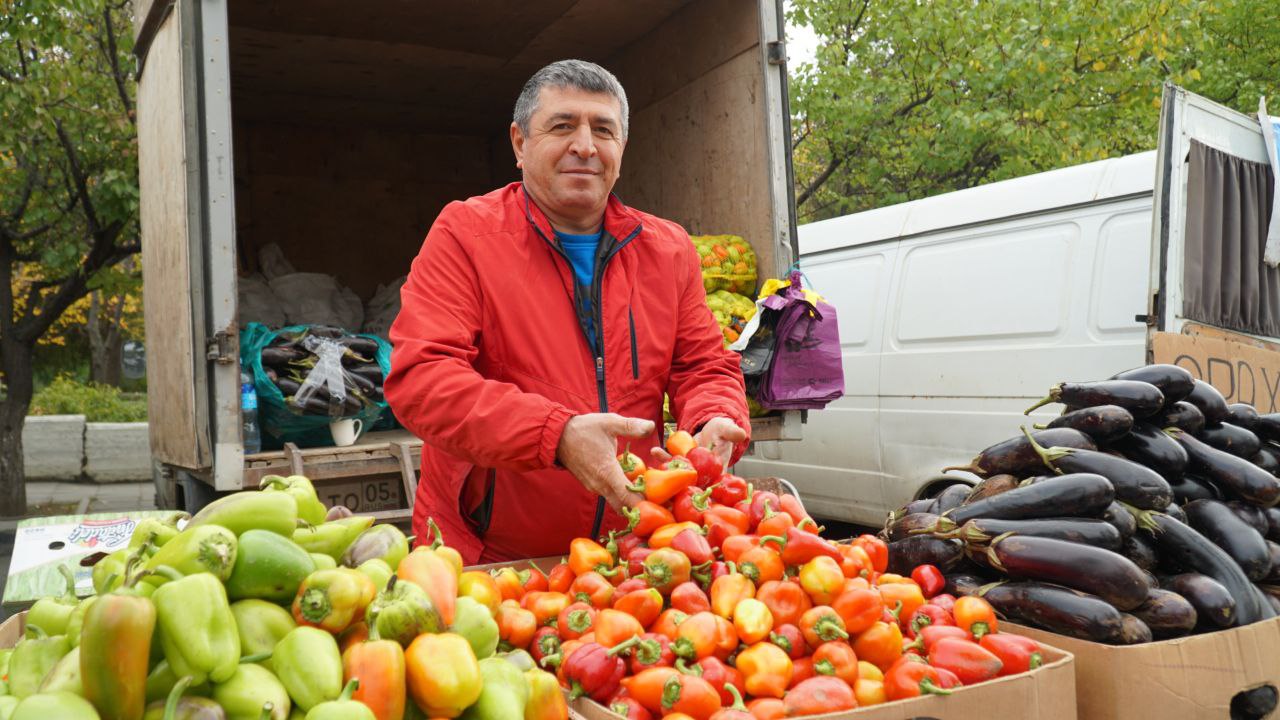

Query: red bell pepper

[909,603,955,637]
[747,491,781,530]
[758,527,842,568]
[711,475,750,507]
[782,676,858,716]
[670,529,714,567]
[557,601,598,641]
[691,656,745,707]
[929,593,958,615]
[546,560,574,593]
[686,446,723,488]
[530,626,561,669]
[914,624,971,654]
[777,493,811,526]
[852,534,889,574]
[671,582,712,615]
[643,547,693,595]
[614,577,649,596]
[928,636,1004,684]
[618,632,676,675]
[911,564,946,599]
[617,533,648,563]
[980,633,1043,676]
[563,641,626,701]
[769,623,808,660]
[621,666,722,719]
[756,502,795,538]
[884,661,953,701]
[609,695,655,720]
[704,505,750,536]
[671,486,711,525]
[613,587,664,629]
[570,570,616,609]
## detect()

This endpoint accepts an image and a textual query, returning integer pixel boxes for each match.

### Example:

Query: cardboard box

[1009,618,1280,720]
[3,510,177,608]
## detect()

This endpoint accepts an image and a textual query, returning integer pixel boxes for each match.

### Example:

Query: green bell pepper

[188,491,299,537]
[292,517,373,561]
[80,557,157,720]
[145,525,238,584]
[64,597,95,649]
[152,569,241,685]
[129,512,189,550]
[0,648,12,695]
[143,676,226,720]
[309,554,337,571]
[92,550,129,595]
[9,692,99,720]
[144,661,210,704]
[273,627,342,712]
[8,627,69,699]
[213,662,292,720]
[340,525,409,570]
[354,559,392,591]
[450,596,499,660]
[259,475,327,527]
[366,576,442,647]
[36,647,80,695]
[225,530,315,602]
[459,656,529,720]
[0,696,16,720]
[229,599,295,674]
[24,566,78,639]
[303,679,373,720]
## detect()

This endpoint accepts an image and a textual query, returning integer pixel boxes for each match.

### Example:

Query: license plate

[315,478,405,514]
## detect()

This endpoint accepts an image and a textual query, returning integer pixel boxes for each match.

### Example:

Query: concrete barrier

[21,415,85,481]
[84,422,152,483]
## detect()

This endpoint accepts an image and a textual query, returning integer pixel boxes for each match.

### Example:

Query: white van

[735,151,1157,525]
[741,84,1280,526]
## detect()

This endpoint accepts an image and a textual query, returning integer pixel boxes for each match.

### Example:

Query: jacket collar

[518,182,643,243]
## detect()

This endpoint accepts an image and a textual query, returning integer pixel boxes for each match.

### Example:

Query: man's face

[511,86,625,229]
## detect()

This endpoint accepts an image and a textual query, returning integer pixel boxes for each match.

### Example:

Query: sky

[785,3,820,69]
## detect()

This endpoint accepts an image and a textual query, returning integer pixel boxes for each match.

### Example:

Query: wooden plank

[1152,330,1280,413]
[138,7,208,470]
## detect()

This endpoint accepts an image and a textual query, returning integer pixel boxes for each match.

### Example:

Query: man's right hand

[557,413,654,512]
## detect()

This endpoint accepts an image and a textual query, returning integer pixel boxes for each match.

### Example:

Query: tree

[788,0,1280,221]
[0,0,139,515]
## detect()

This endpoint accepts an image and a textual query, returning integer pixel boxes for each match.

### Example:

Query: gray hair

[513,59,630,139]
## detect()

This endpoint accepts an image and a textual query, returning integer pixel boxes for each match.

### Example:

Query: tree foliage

[789,0,1280,221]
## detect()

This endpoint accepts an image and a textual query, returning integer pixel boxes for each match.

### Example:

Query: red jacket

[386,183,750,563]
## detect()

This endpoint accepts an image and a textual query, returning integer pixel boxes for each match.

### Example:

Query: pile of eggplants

[258,325,385,415]
[888,363,1280,645]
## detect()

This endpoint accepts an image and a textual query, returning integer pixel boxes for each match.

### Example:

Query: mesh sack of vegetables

[705,289,756,346]
[240,322,393,449]
[691,234,757,294]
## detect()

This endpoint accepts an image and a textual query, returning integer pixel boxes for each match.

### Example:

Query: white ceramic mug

[329,418,363,447]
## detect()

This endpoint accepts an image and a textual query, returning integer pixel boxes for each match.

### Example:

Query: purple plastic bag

[757,272,844,410]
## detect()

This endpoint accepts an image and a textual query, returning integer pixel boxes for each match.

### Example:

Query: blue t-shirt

[555,230,603,352]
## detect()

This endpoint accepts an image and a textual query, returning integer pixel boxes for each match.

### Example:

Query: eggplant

[344,369,376,396]
[933,484,970,515]
[1185,380,1230,427]
[943,428,1096,477]
[889,499,938,525]
[346,363,384,382]
[1164,502,1187,524]
[963,474,1020,505]
[1152,401,1207,435]
[1266,507,1280,542]
[1124,534,1159,571]
[1182,500,1271,581]
[1116,613,1153,644]
[1199,422,1263,459]
[274,377,301,396]
[1266,541,1280,584]
[1169,473,1223,503]
[1161,573,1237,628]
[1227,402,1262,430]
[1231,685,1280,720]
[1112,423,1189,482]
[981,534,1150,610]
[1252,446,1280,476]
[1111,364,1196,404]
[1140,568,1159,590]
[944,574,986,597]
[886,535,964,575]
[884,512,942,542]
[1026,380,1165,418]
[335,336,380,356]
[1170,429,1280,506]
[979,581,1125,642]
[1144,512,1273,624]
[1130,588,1197,639]
[303,325,346,339]
[1253,415,1280,443]
[942,473,1114,525]
[1226,501,1270,537]
[1041,405,1134,444]
[260,346,307,366]
[951,517,1123,551]
[1024,429,1172,510]
[1103,502,1137,540]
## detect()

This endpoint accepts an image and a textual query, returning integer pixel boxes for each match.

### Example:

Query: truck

[131,0,804,518]
[737,84,1280,526]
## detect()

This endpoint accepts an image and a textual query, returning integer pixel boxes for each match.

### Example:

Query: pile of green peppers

[0,473,558,720]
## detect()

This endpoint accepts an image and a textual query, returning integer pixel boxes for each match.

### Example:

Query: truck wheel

[176,469,219,515]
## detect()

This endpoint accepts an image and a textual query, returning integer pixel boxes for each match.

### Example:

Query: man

[385,59,750,563]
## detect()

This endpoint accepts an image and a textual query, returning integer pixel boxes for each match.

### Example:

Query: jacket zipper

[628,309,639,380]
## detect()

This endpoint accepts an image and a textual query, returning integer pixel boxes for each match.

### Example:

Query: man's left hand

[694,417,748,467]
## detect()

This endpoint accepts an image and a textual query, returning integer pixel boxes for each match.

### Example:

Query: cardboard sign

[1152,328,1280,413]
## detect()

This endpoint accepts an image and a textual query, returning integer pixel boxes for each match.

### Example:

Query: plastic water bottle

[240,369,262,454]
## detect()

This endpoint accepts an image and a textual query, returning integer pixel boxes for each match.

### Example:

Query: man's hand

[694,417,748,467]
[557,413,655,512]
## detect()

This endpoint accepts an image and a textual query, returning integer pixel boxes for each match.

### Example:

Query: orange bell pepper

[852,535,889,574]
[618,446,647,482]
[338,621,369,655]
[672,611,720,660]
[557,601,598,641]
[733,598,774,645]
[746,697,786,719]
[521,591,571,627]
[837,544,873,579]
[293,567,377,633]
[524,667,570,720]
[832,586,885,636]
[457,570,502,616]
[666,430,698,458]
[570,570,616,609]
[783,676,858,715]
[756,501,795,538]
[812,641,859,685]
[491,566,525,602]
[853,621,904,672]
[421,517,465,575]
[720,534,760,564]
[594,608,645,648]
[710,564,755,619]
[711,613,740,661]
[497,603,537,651]
[703,505,751,536]
[790,656,816,688]
[884,660,953,701]
[854,677,888,707]
[547,560,575,593]
[735,642,793,699]
[552,639,582,685]
[648,522,704,550]
[643,547,693,595]
[799,606,849,648]
[405,632,483,718]
[612,587,664,629]
[737,545,784,585]
[878,581,925,625]
[652,608,689,640]
[342,623,406,720]
[569,537,620,578]
[622,501,676,538]
[798,556,845,606]
[954,596,999,638]
[398,546,458,626]
[629,467,699,505]
[756,580,811,627]
[621,667,722,720]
